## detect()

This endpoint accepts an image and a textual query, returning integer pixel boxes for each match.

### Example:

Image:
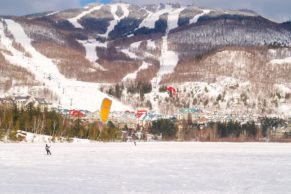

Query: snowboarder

[45,144,51,155]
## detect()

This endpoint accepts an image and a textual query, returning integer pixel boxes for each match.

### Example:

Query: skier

[45,144,51,155]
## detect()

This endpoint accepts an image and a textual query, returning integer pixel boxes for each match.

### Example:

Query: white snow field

[0,142,291,194]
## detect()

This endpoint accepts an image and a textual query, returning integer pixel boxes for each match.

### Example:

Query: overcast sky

[0,0,290,23]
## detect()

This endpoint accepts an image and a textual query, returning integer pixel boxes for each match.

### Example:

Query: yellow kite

[100,98,112,123]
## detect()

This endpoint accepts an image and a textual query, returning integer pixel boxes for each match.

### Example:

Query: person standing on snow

[132,133,137,146]
[45,144,51,155]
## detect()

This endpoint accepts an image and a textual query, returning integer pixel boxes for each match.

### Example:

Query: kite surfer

[45,144,52,155]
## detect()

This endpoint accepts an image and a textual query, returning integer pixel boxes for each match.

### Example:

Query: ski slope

[0,142,290,194]
[77,39,106,71]
[0,20,131,112]
[156,7,210,84]
[99,3,130,38]
[158,35,179,78]
[190,9,211,24]
[149,7,185,112]
[156,8,184,78]
[122,62,152,81]
[155,6,185,84]
[68,5,102,29]
[139,5,183,29]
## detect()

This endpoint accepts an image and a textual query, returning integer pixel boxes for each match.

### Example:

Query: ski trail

[68,5,102,29]
[190,9,210,24]
[150,7,184,112]
[139,7,171,29]
[77,39,107,71]
[155,7,184,83]
[122,62,152,81]
[99,3,129,38]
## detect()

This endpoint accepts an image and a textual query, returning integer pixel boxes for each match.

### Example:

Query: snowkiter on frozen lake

[45,144,51,155]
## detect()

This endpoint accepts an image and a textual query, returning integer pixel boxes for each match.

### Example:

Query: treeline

[0,104,120,141]
[106,82,152,100]
[127,81,152,101]
[144,119,258,141]
[107,83,125,99]
[149,119,177,140]
[179,117,289,141]
[0,103,288,142]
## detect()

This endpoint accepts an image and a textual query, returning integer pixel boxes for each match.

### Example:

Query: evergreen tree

[99,121,121,141]
[242,121,257,138]
[149,119,177,140]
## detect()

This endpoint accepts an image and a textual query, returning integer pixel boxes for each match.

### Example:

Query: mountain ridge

[0,2,290,117]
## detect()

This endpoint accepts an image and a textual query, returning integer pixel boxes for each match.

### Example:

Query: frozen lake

[0,142,291,194]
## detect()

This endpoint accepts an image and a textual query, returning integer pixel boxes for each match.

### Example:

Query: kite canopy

[167,86,177,96]
[100,98,112,123]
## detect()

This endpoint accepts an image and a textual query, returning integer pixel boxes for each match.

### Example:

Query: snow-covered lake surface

[0,142,291,194]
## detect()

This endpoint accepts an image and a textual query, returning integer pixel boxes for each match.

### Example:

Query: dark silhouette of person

[132,133,137,146]
[45,144,51,155]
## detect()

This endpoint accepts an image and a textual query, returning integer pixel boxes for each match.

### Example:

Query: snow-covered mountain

[0,3,290,116]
